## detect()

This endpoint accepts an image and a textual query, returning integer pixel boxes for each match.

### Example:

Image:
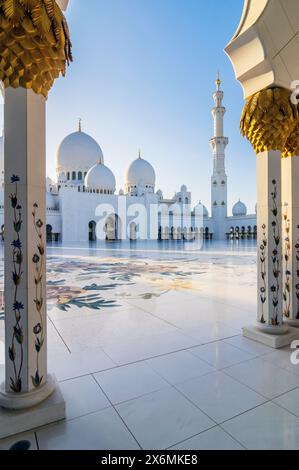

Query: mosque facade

[0,79,257,243]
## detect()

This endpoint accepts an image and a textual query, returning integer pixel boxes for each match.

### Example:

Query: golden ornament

[240,87,298,155]
[282,123,299,158]
[0,0,72,98]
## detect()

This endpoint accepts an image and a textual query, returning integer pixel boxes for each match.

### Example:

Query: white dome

[56,130,104,173]
[125,157,156,188]
[233,200,247,216]
[85,162,116,193]
[46,192,56,210]
[200,203,209,217]
[196,201,209,217]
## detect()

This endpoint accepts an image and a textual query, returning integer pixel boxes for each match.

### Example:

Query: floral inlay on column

[283,213,291,318]
[295,234,299,320]
[259,224,267,324]
[270,180,280,326]
[9,175,23,393]
[32,203,45,388]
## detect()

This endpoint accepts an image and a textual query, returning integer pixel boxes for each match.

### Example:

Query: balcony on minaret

[213,89,224,108]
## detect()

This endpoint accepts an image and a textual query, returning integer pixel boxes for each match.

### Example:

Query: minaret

[209,75,229,240]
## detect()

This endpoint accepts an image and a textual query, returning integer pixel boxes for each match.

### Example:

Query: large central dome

[56,128,104,174]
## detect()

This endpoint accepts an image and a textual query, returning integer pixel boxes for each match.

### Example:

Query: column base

[256,322,289,335]
[243,325,299,349]
[284,318,299,328]
[0,375,65,439]
[0,374,56,410]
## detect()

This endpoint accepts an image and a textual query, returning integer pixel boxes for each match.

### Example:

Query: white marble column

[243,150,296,348]
[282,156,299,327]
[0,87,65,439]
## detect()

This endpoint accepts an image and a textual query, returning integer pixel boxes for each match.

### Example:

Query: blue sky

[46,0,256,214]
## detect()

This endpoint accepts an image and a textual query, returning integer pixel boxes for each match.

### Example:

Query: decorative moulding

[225,0,299,98]
[56,0,70,11]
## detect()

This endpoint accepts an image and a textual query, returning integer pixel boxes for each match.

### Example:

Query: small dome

[196,201,209,217]
[181,185,187,193]
[56,128,104,173]
[233,200,247,216]
[46,192,56,210]
[85,162,116,193]
[125,156,155,188]
[203,205,209,217]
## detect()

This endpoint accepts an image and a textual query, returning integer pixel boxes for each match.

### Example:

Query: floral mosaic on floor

[0,246,256,320]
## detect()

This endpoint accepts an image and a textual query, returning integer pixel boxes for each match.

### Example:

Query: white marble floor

[1,242,299,450]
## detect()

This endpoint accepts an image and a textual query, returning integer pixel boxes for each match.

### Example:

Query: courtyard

[1,241,299,450]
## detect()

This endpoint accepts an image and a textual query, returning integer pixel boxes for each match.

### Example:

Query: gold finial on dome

[78,118,82,132]
[138,149,142,159]
[216,72,221,90]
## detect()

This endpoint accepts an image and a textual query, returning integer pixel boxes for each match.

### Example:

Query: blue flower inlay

[12,240,22,249]
[13,301,24,311]
[11,175,20,183]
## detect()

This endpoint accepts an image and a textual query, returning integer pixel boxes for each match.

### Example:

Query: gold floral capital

[240,87,299,157]
[283,124,299,158]
[0,0,72,98]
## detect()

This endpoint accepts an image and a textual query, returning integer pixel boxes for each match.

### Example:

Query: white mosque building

[0,78,257,243]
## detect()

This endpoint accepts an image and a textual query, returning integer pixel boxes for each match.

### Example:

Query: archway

[129,221,137,241]
[229,226,235,240]
[158,226,162,241]
[105,214,120,241]
[46,224,53,243]
[89,220,96,242]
